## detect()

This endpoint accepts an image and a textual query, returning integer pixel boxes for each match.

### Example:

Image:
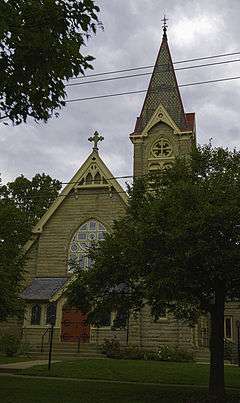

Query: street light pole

[47,302,57,371]
[48,323,54,371]
[236,320,240,367]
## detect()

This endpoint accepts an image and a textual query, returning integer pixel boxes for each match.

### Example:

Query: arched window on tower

[148,138,173,172]
[151,138,172,158]
[68,220,107,272]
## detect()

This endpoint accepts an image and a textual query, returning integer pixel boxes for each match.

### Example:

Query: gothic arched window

[68,220,107,272]
[31,304,41,325]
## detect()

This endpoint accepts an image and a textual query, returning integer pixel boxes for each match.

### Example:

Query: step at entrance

[28,342,104,359]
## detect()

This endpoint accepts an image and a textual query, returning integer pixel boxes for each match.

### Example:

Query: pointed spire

[135,19,186,133]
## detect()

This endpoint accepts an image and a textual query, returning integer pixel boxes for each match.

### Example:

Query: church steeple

[130,23,196,179]
[134,21,187,133]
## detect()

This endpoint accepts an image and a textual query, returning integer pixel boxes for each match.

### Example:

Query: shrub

[101,339,193,362]
[224,339,238,363]
[0,334,21,357]
[143,351,160,361]
[156,345,194,362]
[18,341,32,357]
[121,346,144,360]
[101,338,121,358]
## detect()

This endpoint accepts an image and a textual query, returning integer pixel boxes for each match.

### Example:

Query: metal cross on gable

[88,131,104,152]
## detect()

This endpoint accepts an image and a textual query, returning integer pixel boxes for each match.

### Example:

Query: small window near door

[31,304,41,325]
[224,317,232,339]
[46,303,57,325]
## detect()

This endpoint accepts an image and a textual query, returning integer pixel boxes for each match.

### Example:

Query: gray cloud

[1,0,240,186]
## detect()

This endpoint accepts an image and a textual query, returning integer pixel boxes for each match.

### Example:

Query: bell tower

[130,18,196,177]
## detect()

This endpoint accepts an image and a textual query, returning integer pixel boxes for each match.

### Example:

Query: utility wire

[66,75,240,103]
[68,51,240,80]
[5,186,159,200]
[4,174,148,200]
[61,175,134,184]
[66,58,240,88]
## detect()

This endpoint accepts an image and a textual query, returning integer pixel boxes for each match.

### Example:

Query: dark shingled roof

[135,32,187,133]
[20,277,69,301]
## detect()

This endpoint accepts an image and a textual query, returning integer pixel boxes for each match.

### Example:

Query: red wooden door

[61,308,90,342]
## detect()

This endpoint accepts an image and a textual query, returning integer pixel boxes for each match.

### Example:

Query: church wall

[133,141,144,178]
[23,241,38,281]
[34,188,126,277]
[141,306,194,350]
[90,328,127,346]
[22,297,70,349]
[128,305,195,350]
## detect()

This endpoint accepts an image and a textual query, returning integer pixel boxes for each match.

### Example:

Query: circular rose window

[151,139,172,158]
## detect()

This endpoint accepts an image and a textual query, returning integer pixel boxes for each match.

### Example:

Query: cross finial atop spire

[161,14,168,39]
[88,131,104,152]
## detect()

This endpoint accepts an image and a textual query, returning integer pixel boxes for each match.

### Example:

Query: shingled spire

[135,20,187,133]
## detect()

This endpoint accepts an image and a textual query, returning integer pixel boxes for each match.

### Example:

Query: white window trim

[224,316,233,340]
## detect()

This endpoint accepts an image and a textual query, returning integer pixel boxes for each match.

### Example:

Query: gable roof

[31,150,128,235]
[20,277,69,301]
[134,32,187,134]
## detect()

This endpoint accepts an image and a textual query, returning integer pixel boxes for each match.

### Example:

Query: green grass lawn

[0,375,240,403]
[18,359,240,388]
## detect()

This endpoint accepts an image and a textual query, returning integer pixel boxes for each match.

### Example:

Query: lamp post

[236,320,240,367]
[48,302,57,371]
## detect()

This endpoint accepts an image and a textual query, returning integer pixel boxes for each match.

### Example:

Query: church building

[18,25,238,354]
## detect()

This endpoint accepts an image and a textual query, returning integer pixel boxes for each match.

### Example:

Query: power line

[60,175,133,185]
[66,75,240,103]
[68,51,240,80]
[66,58,240,88]
[3,175,143,200]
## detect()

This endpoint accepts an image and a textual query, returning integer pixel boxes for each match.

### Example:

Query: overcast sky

[1,0,240,186]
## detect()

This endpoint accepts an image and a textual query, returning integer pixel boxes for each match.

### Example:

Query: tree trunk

[208,287,225,402]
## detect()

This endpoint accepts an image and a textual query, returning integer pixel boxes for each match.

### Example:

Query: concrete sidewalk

[0,360,60,370]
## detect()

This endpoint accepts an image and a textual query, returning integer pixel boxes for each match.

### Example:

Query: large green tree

[0,173,61,320]
[0,0,100,124]
[1,173,62,226]
[68,144,240,403]
[0,193,28,321]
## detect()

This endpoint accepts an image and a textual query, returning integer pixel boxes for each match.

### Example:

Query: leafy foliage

[0,173,61,320]
[153,345,194,363]
[101,338,121,359]
[0,0,100,124]
[0,334,21,357]
[101,338,193,362]
[69,144,240,318]
[1,173,62,225]
[68,143,240,401]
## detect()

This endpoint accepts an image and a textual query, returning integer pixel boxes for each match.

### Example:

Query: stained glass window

[68,220,107,272]
[151,138,172,158]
